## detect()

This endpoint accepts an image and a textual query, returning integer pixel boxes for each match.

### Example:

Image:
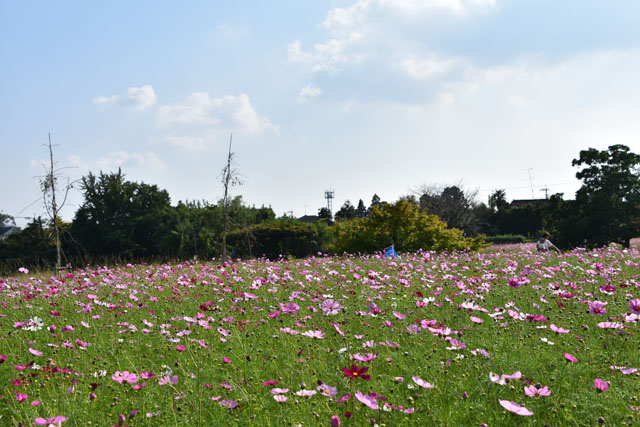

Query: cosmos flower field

[1,245,639,426]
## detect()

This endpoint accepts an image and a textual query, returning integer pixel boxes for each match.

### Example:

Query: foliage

[0,217,56,271]
[484,234,528,244]
[331,199,486,253]
[226,218,325,259]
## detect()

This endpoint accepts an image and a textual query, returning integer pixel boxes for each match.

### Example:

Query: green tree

[318,207,333,223]
[1,212,15,226]
[331,199,485,254]
[355,199,367,218]
[488,189,509,212]
[334,200,356,221]
[571,144,640,247]
[71,169,174,259]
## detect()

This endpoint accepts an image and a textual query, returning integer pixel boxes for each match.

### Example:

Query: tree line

[1,144,638,272]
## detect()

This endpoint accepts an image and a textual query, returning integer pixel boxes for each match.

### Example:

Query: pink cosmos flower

[112,371,138,384]
[589,301,607,316]
[217,327,231,336]
[393,311,406,320]
[499,400,534,416]
[140,371,155,379]
[33,416,68,426]
[273,395,288,402]
[302,329,325,339]
[223,356,231,363]
[490,371,522,385]
[280,303,299,314]
[296,389,317,397]
[352,353,377,362]
[29,347,43,357]
[564,353,578,363]
[597,322,623,329]
[629,299,640,315]
[0,355,6,364]
[263,379,280,386]
[16,392,28,402]
[331,415,341,427]
[355,390,379,410]
[524,385,551,397]
[594,378,609,392]
[175,345,186,352]
[271,388,289,394]
[550,324,569,334]
[318,384,337,398]
[321,299,342,315]
[412,376,434,389]
[158,375,179,385]
[446,338,466,350]
[470,316,483,324]
[219,399,238,409]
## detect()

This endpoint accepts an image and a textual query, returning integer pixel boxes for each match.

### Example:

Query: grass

[1,246,639,426]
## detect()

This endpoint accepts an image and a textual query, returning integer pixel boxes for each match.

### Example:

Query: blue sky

[2,0,640,226]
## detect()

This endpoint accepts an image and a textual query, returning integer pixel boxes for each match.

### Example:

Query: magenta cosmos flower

[341,365,371,380]
[564,353,578,363]
[499,400,534,416]
[594,378,609,392]
[629,299,640,315]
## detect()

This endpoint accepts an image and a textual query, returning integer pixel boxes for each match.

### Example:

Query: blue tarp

[384,246,398,258]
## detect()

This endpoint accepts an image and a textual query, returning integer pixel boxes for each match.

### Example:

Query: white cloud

[378,0,496,14]
[96,151,164,170]
[287,0,498,75]
[400,55,456,80]
[156,92,220,127]
[299,84,323,102]
[213,94,279,134]
[164,135,209,150]
[92,85,157,111]
[156,92,278,134]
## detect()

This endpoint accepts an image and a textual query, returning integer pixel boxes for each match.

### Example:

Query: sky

[2,0,640,227]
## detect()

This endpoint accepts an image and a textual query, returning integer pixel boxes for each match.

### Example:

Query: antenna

[324,189,334,214]
[526,168,534,198]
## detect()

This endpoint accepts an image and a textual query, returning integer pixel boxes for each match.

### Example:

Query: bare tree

[219,134,243,260]
[39,134,78,273]
[411,181,483,235]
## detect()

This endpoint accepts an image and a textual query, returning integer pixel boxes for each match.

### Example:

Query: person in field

[536,232,559,252]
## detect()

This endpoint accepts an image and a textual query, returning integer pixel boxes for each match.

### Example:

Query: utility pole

[540,186,550,199]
